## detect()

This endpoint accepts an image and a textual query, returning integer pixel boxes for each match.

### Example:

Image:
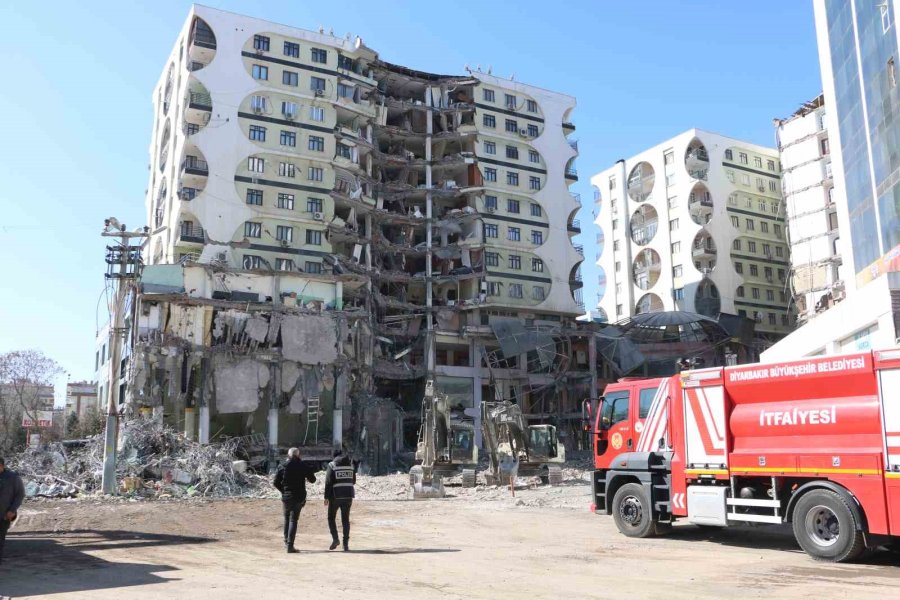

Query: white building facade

[593,129,794,350]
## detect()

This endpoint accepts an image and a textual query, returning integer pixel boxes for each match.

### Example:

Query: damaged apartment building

[137,6,590,466]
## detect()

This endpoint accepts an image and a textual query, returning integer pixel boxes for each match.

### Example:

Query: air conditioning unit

[280,240,289,247]
[519,129,529,137]
[255,48,264,55]
[284,111,295,120]
[253,106,263,114]
[506,103,517,110]
[313,211,324,221]
[758,186,766,192]
[486,207,495,213]
[315,89,325,97]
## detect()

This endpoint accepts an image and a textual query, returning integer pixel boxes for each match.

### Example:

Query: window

[671,241,681,253]
[739,152,748,165]
[768,313,777,325]
[276,225,293,242]
[752,287,760,299]
[775,246,783,258]
[309,106,325,122]
[745,218,755,231]
[754,156,762,168]
[664,151,674,165]
[530,203,542,217]
[772,202,780,214]
[484,223,498,238]
[483,114,496,128]
[508,254,521,269]
[527,124,539,137]
[760,222,769,234]
[674,288,684,300]
[762,243,771,256]
[305,261,322,274]
[779,291,787,304]
[766,289,775,301]
[669,218,679,231]
[616,304,623,316]
[280,130,296,147]
[601,390,630,429]
[509,284,524,298]
[735,262,743,274]
[486,252,499,267]
[726,170,735,183]
[673,265,683,277]
[308,167,323,181]
[252,64,268,80]
[254,35,270,51]
[725,149,733,160]
[484,141,496,154]
[485,195,498,210]
[306,230,322,245]
[282,101,298,118]
[487,282,501,296]
[529,176,541,190]
[507,199,520,213]
[506,119,518,133]
[738,309,747,317]
[750,264,759,277]
[483,88,495,102]
[251,95,267,112]
[748,241,757,253]
[308,135,325,152]
[244,222,262,238]
[532,257,543,272]
[279,162,296,178]
[337,83,353,98]
[737,285,745,297]
[528,150,540,163]
[612,219,618,230]
[275,258,294,271]
[306,197,322,213]
[282,70,299,86]
[246,189,263,205]
[781,314,789,326]
[485,167,497,182]
[526,99,538,113]
[311,48,327,63]
[767,159,776,171]
[506,171,519,186]
[531,230,543,245]
[731,215,739,227]
[740,173,750,186]
[284,41,299,58]
[615,261,621,272]
[533,286,545,301]
[248,157,265,173]
[243,255,261,269]
[310,76,326,92]
[337,55,353,71]
[505,94,517,109]
[778,269,786,282]
[278,193,295,210]
[508,227,521,241]
[506,145,519,159]
[733,239,742,251]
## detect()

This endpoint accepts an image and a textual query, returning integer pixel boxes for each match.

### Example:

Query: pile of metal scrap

[10,420,277,500]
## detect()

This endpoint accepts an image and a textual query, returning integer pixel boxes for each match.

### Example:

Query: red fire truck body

[590,349,900,561]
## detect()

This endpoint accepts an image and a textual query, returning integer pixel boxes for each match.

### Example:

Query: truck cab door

[597,389,632,466]
[636,386,657,444]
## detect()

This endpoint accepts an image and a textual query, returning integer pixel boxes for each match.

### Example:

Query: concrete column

[472,339,483,447]
[199,405,210,444]
[267,408,278,447]
[184,407,196,441]
[332,409,342,449]
[335,281,343,310]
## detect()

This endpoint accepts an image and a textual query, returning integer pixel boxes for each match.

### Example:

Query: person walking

[324,448,355,551]
[0,457,25,565]
[273,447,316,553]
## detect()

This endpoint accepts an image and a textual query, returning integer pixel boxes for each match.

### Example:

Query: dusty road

[2,478,899,599]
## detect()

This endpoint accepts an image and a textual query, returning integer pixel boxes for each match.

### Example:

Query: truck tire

[612,483,658,538]
[792,489,865,562]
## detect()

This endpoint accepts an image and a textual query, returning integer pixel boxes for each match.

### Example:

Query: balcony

[565,166,578,181]
[187,61,207,72]
[570,192,581,205]
[182,156,208,176]
[685,140,710,181]
[184,123,200,136]
[573,244,584,256]
[188,91,212,111]
[568,139,578,152]
[567,219,581,233]
[180,187,200,201]
[562,122,576,132]
[692,244,717,258]
[188,17,216,65]
[179,224,205,244]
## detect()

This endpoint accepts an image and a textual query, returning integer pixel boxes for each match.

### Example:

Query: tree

[0,350,62,453]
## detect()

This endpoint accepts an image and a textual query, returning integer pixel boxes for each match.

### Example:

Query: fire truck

[590,349,900,562]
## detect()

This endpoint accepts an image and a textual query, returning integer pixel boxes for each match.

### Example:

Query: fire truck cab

[591,349,900,562]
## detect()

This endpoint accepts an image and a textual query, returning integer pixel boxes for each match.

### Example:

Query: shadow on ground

[0,529,214,597]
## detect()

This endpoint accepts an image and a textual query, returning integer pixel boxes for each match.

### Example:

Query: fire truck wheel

[612,483,657,538]
[792,489,865,562]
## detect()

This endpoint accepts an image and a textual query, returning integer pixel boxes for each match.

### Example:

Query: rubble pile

[11,420,278,500]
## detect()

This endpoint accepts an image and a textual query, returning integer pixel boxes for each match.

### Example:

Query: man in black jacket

[324,448,355,551]
[273,447,316,553]
[0,457,25,564]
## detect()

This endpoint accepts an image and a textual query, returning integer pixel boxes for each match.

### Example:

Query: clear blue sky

[0,1,821,382]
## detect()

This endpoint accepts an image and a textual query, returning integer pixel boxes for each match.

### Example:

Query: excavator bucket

[410,466,445,499]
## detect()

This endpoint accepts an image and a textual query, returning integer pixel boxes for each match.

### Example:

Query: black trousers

[0,519,9,562]
[282,499,305,546]
[328,499,352,542]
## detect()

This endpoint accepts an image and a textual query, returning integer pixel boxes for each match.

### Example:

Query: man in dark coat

[324,448,356,551]
[0,456,26,564]
[273,447,316,553]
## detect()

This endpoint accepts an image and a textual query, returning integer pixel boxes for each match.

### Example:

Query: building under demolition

[128,6,590,469]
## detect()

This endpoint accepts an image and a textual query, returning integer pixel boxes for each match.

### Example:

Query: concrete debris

[212,357,267,414]
[280,314,338,364]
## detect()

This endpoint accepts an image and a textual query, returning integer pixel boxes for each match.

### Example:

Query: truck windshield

[600,391,630,430]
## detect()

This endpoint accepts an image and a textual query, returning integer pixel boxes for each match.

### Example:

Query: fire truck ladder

[303,395,321,445]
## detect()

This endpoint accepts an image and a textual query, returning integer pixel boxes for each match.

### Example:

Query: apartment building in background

[593,129,794,352]
[763,1,900,360]
[774,94,842,326]
[133,5,591,452]
[65,381,100,421]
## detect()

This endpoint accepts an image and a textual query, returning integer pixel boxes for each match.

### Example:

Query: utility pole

[100,218,148,494]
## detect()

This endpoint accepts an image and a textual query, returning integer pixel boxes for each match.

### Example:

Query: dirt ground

[2,472,900,599]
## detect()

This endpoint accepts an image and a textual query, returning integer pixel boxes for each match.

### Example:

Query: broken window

[506,171,519,186]
[483,88,495,102]
[306,229,322,245]
[529,150,540,163]
[486,252,499,267]
[484,195,497,210]
[506,145,519,159]
[508,254,521,269]
[276,225,293,242]
[509,284,523,298]
[309,106,325,121]
[284,41,299,58]
[246,189,263,205]
[280,130,296,147]
[282,70,299,86]
[529,176,540,190]
[532,286,545,300]
[308,135,325,152]
[532,257,543,272]
[248,157,265,173]
[484,224,498,238]
[254,35,270,51]
[243,254,261,269]
[508,227,521,241]
[485,167,497,182]
[507,199,520,213]
[483,114,496,128]
[531,230,543,245]
[279,162,296,177]
[305,261,323,274]
[526,99,538,113]
[244,222,262,238]
[278,193,295,210]
[276,258,294,271]
[505,119,518,133]
[311,48,327,64]
[252,64,268,80]
[484,141,496,154]
[308,167,323,181]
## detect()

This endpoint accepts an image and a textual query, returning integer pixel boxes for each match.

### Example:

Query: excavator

[409,380,478,498]
[481,400,564,486]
